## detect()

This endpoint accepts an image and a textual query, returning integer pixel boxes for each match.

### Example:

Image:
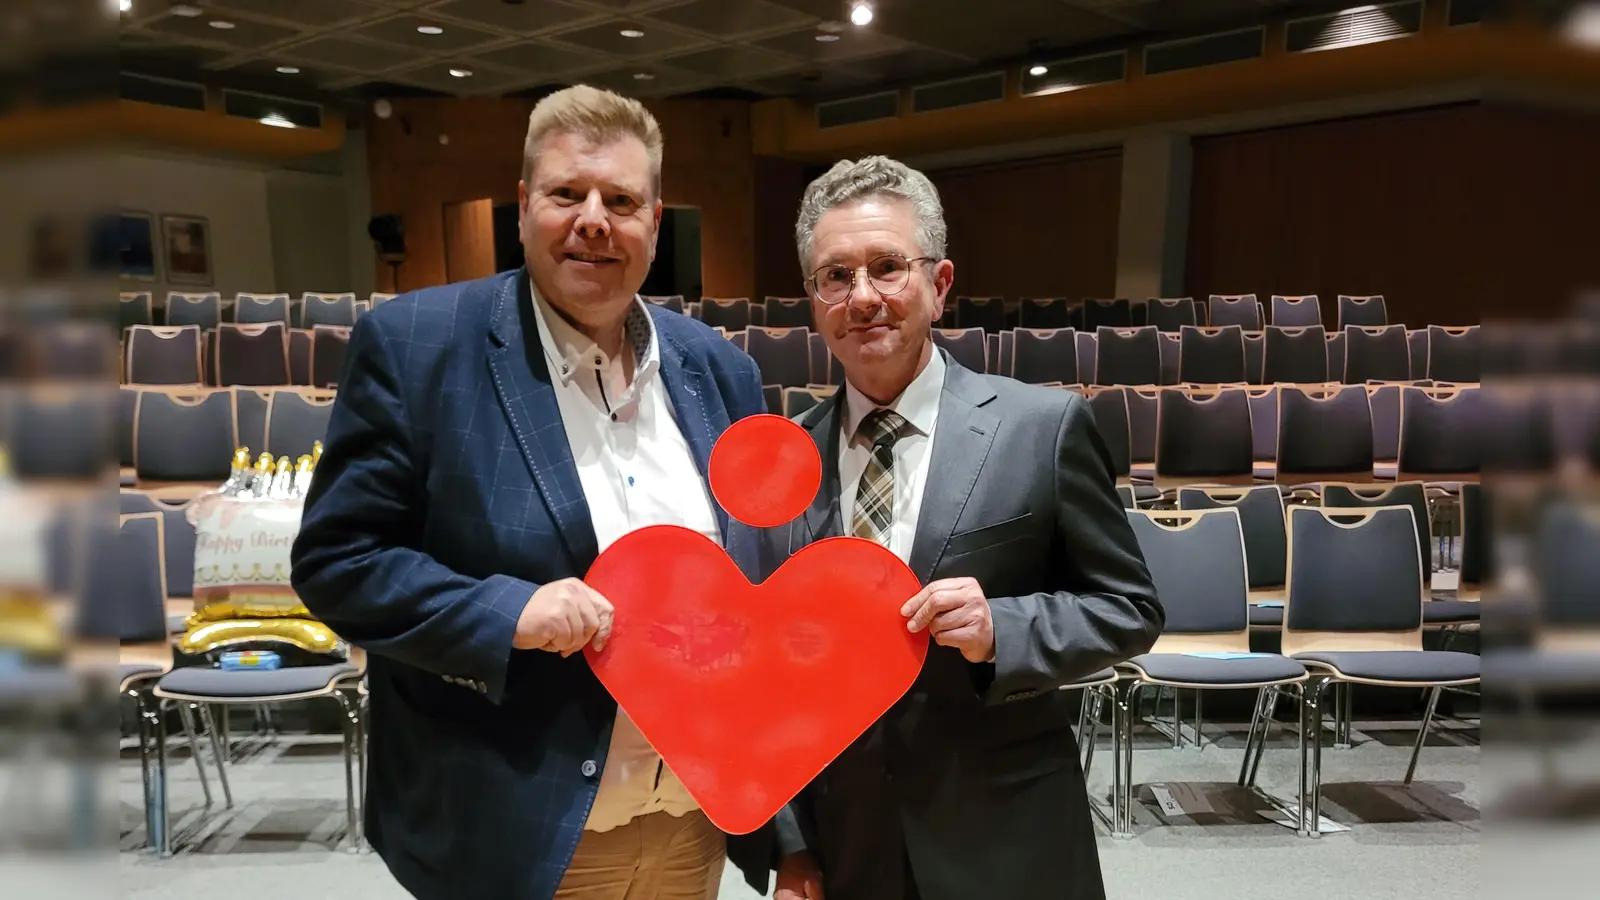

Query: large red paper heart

[583,415,927,834]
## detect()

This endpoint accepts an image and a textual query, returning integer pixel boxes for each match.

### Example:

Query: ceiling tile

[222,57,351,86]
[659,44,799,79]
[647,0,816,39]
[577,64,706,97]
[847,47,971,83]
[206,0,383,28]
[389,60,527,94]
[426,0,603,35]
[746,65,878,99]
[553,20,710,58]
[471,40,610,77]
[142,14,302,49]
[352,14,505,52]
[752,25,912,63]
[279,36,413,74]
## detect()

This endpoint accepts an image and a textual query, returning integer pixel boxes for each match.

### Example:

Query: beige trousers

[554,810,726,900]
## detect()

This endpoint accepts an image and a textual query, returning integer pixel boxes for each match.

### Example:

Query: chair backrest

[265,389,335,459]
[1426,325,1480,383]
[699,297,751,331]
[1325,330,1346,382]
[310,325,352,388]
[1130,508,1251,649]
[1115,484,1136,509]
[1283,505,1425,654]
[1245,386,1278,462]
[36,322,117,380]
[123,325,204,386]
[1321,482,1432,590]
[1337,294,1387,329]
[1275,384,1374,485]
[132,388,236,483]
[1366,383,1401,462]
[1157,331,1180,385]
[233,387,271,453]
[745,326,812,388]
[120,292,153,331]
[1343,324,1411,384]
[1271,294,1322,327]
[1145,297,1197,333]
[1177,485,1287,593]
[1018,298,1070,329]
[1011,328,1077,385]
[165,291,222,329]
[956,296,1008,333]
[1126,387,1158,466]
[120,490,199,599]
[931,327,987,373]
[1084,386,1131,481]
[1208,294,1262,330]
[118,385,138,468]
[781,385,836,418]
[1532,497,1600,633]
[215,322,290,386]
[80,513,169,643]
[301,292,359,329]
[1177,325,1247,385]
[1094,326,1160,386]
[1154,386,1254,487]
[762,297,810,329]
[369,292,398,310]
[288,328,313,385]
[1480,382,1557,475]
[234,293,290,324]
[724,329,746,352]
[806,332,840,386]
[997,330,1014,379]
[1082,298,1132,330]
[1074,330,1098,384]
[9,385,115,480]
[1397,385,1480,481]
[1261,325,1329,384]
[1243,331,1265,385]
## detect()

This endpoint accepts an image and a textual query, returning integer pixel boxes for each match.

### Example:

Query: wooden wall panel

[930,150,1122,302]
[752,157,809,300]
[443,198,495,283]
[1186,102,1600,327]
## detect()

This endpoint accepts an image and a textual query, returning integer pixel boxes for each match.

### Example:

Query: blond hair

[522,85,663,197]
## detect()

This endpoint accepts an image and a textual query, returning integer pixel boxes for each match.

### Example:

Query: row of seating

[657,293,1396,335]
[118,291,394,331]
[112,386,334,491]
[121,323,349,388]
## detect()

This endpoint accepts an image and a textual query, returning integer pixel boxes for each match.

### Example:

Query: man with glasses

[769,156,1163,900]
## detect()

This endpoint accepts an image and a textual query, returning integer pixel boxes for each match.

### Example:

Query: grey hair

[794,155,947,274]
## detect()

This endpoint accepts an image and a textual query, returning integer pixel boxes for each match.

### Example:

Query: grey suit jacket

[766,352,1163,900]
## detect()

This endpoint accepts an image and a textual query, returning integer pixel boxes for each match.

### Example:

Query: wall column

[1114,130,1192,301]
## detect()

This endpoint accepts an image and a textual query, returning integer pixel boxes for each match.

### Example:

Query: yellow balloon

[178,618,343,655]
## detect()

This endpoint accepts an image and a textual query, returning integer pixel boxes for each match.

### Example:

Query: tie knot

[860,408,908,449]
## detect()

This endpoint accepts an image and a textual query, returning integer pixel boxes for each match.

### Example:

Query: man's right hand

[775,851,824,900]
[514,578,614,655]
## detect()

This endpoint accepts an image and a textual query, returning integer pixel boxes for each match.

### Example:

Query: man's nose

[574,190,609,239]
[846,268,885,314]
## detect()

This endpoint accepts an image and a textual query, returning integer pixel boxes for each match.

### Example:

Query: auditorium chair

[1082,298,1132,331]
[1275,385,1375,486]
[806,333,840,386]
[120,291,153,332]
[214,323,290,387]
[699,297,751,332]
[1145,297,1198,333]
[369,292,398,310]
[931,327,987,373]
[1343,325,1411,384]
[1074,330,1098,384]
[301,292,359,329]
[1407,329,1430,380]
[1322,482,1479,629]
[118,386,138,483]
[1018,298,1071,329]
[1126,387,1159,482]
[1154,386,1254,489]
[1270,294,1322,328]
[8,383,115,480]
[956,296,1007,333]
[1245,386,1279,481]
[1243,331,1265,385]
[1093,326,1161,387]
[781,385,836,418]
[120,489,200,625]
[1157,332,1180,385]
[996,330,1014,379]
[1426,325,1480,383]
[131,388,235,493]
[289,329,313,385]
[1208,294,1263,330]
[1396,385,1480,484]
[1177,325,1247,385]
[164,292,222,330]
[264,388,336,459]
[234,293,290,325]
[37,321,117,380]
[762,297,811,329]
[643,295,685,314]
[1337,295,1388,329]
[723,329,746,352]
[124,325,204,386]
[745,326,812,389]
[1326,331,1346,382]
[1261,326,1329,385]
[311,326,352,388]
[1178,485,1289,627]
[1011,328,1077,385]
[1367,384,1402,479]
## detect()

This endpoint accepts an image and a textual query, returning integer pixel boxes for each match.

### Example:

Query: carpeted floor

[116,705,1488,900]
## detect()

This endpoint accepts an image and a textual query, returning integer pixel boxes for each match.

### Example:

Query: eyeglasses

[806,253,937,306]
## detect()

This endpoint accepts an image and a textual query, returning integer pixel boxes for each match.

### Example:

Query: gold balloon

[178,617,343,655]
[0,594,63,657]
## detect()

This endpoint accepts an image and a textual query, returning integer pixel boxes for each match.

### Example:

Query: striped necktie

[851,408,909,545]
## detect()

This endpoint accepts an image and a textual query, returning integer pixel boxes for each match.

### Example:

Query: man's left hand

[901,577,995,663]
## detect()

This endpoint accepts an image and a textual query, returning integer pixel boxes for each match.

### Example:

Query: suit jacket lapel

[795,391,845,553]
[907,357,1000,583]
[485,269,599,570]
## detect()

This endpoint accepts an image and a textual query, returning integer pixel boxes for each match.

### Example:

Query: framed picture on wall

[161,213,213,286]
[115,210,159,282]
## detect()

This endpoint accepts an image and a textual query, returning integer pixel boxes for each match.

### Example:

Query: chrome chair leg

[1081,689,1103,781]
[1239,688,1267,786]
[1247,687,1280,788]
[334,692,360,852]
[1192,689,1204,751]
[198,705,233,809]
[176,703,213,811]
[150,699,172,858]
[1335,683,1354,750]
[1405,686,1443,786]
[1119,682,1146,836]
[1303,678,1332,837]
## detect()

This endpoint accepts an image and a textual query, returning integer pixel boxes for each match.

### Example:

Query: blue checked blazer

[290,268,775,900]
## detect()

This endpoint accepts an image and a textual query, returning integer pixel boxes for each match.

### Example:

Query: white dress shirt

[530,283,719,833]
[838,349,946,564]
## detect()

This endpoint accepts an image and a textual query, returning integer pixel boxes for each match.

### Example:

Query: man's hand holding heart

[901,576,995,664]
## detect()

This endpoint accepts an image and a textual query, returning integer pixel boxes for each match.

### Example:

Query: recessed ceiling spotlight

[209,20,235,30]
[850,3,873,27]
[619,28,645,38]
[417,25,443,35]
[815,33,840,42]
[259,113,295,129]
[633,71,655,80]
[170,4,202,16]
[119,0,131,12]
[1029,64,1048,76]
[276,65,300,74]
[448,67,472,77]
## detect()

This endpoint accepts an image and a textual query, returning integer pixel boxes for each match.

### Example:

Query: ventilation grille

[1144,27,1264,76]
[912,71,1004,114]
[119,73,206,111]
[222,89,323,129]
[1286,1,1424,53]
[817,91,899,129]
[1021,51,1127,97]
[1448,0,1485,26]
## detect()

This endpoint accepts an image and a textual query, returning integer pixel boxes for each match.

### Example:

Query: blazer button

[581,760,598,778]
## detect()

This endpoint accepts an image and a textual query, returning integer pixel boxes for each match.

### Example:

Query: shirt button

[626,476,634,487]
[610,412,618,422]
[594,355,603,365]
[560,364,570,375]
[581,760,598,778]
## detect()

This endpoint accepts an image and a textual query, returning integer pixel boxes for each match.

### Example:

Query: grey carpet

[115,710,1490,900]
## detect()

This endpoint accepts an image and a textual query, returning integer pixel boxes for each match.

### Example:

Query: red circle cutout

[708,414,821,528]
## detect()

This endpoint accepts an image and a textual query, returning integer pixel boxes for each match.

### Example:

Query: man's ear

[931,258,955,321]
[649,199,663,261]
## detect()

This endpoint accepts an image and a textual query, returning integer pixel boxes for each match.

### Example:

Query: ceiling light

[259,113,295,128]
[448,67,472,77]
[815,33,840,42]
[276,65,300,74]
[619,28,645,38]
[170,4,202,16]
[633,71,656,80]
[119,0,131,12]
[1029,64,1048,76]
[209,20,235,29]
[850,3,873,26]
[417,25,443,35]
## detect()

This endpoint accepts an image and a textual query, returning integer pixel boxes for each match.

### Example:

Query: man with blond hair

[293,85,772,900]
